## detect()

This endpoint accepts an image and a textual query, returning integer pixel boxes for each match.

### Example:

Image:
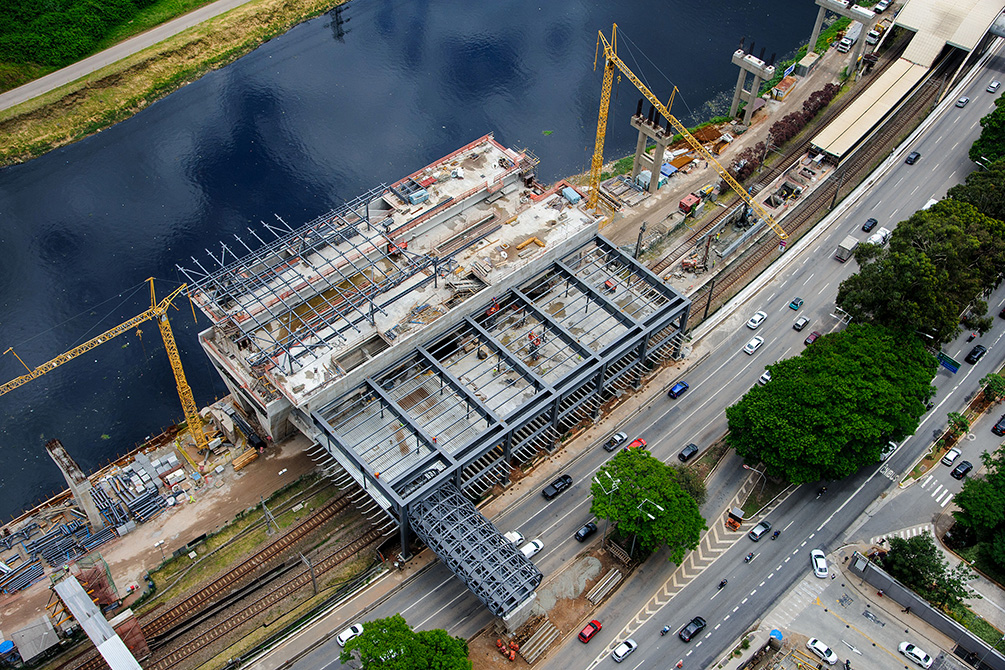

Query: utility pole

[634,222,647,259]
[300,552,318,596]
[261,496,279,535]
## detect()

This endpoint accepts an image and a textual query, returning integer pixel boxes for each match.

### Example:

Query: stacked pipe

[0,522,39,550]
[91,487,129,526]
[122,487,166,523]
[82,526,117,551]
[0,560,44,594]
[24,522,91,565]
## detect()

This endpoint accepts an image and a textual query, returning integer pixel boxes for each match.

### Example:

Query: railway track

[647,36,911,277]
[144,526,384,670]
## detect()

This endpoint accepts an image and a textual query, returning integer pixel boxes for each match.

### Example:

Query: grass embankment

[0,0,347,166]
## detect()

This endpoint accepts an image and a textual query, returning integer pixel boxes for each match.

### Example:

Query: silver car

[810,549,828,578]
[611,638,637,662]
[746,311,767,329]
[743,336,764,355]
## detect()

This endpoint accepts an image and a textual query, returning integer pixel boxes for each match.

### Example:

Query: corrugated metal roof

[53,578,141,670]
[812,59,928,159]
[897,0,1002,55]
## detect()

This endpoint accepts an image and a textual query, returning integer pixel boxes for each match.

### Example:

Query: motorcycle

[816,486,827,499]
[744,552,754,563]
[718,579,728,589]
[771,530,781,540]
[661,625,670,636]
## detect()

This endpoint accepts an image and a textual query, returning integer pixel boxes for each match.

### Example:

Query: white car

[942,447,961,466]
[611,638,638,663]
[743,336,764,355]
[899,641,934,668]
[875,0,890,11]
[747,311,767,329]
[336,622,364,647]
[758,370,772,385]
[810,549,828,579]
[807,638,838,665]
[879,441,897,462]
[520,539,544,559]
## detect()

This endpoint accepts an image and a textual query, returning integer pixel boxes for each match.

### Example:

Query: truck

[866,18,891,45]
[836,235,859,262]
[837,21,863,53]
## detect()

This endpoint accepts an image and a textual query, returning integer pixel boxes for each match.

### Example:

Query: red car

[624,438,646,451]
[804,331,822,345]
[579,620,602,643]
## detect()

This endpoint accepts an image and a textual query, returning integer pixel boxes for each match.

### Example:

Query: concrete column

[744,74,763,126]
[729,67,748,119]
[808,6,827,55]
[630,127,648,180]
[46,439,104,530]
[649,139,669,193]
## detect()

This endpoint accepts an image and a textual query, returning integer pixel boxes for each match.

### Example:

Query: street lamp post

[593,472,620,543]
[978,634,1005,667]
[154,540,166,561]
[742,464,767,497]
[630,498,665,558]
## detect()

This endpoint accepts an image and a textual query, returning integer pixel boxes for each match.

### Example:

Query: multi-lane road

[295,40,1005,670]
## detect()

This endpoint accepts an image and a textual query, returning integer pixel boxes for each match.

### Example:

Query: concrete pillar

[45,439,104,530]
[649,139,669,193]
[744,74,763,126]
[808,6,827,55]
[729,66,748,119]
[631,126,648,180]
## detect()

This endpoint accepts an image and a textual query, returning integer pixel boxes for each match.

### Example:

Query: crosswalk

[868,523,934,547]
[762,573,831,631]
[916,473,956,508]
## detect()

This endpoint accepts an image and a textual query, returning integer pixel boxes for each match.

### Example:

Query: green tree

[953,451,1005,542]
[981,373,1005,403]
[672,464,708,506]
[590,449,706,563]
[947,158,1005,222]
[725,324,935,483]
[881,532,976,610]
[947,412,970,438]
[970,96,1005,165]
[340,614,471,670]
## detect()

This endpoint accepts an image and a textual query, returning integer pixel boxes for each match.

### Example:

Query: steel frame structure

[309,234,689,618]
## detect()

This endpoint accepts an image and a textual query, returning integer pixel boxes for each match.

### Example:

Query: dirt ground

[0,433,318,636]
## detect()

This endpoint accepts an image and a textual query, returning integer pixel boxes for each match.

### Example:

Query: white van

[503,530,524,546]
[520,539,544,559]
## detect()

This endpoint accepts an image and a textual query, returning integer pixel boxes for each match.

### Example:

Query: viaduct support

[729,50,775,127]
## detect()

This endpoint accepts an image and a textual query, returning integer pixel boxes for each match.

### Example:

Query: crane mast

[589,24,787,241]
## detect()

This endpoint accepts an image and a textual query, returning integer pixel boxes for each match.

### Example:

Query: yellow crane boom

[2,278,209,470]
[589,24,787,241]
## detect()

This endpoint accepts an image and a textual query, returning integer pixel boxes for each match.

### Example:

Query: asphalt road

[0,0,256,112]
[297,40,1005,670]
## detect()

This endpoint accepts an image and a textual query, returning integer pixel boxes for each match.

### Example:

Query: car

[789,297,804,310]
[520,539,544,559]
[503,530,524,545]
[965,345,987,364]
[542,474,573,500]
[862,217,878,232]
[624,438,646,451]
[578,620,602,643]
[678,616,706,642]
[793,315,810,331]
[994,416,1005,436]
[743,336,764,354]
[810,549,828,578]
[748,520,772,541]
[678,443,700,462]
[575,522,598,542]
[758,370,772,385]
[747,311,767,329]
[668,381,689,399]
[905,151,921,164]
[899,641,934,669]
[604,432,627,452]
[611,638,637,662]
[804,331,822,345]
[989,80,1001,93]
[942,447,961,466]
[999,307,1005,319]
[952,460,974,480]
[875,0,890,11]
[336,622,365,647]
[807,638,838,665]
[879,441,897,461]
[956,96,970,108]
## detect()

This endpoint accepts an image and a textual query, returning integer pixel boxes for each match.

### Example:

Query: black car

[862,218,878,232]
[994,416,1005,437]
[542,474,573,500]
[678,443,700,462]
[574,522,598,542]
[678,616,706,642]
[905,151,921,165]
[952,460,974,480]
[965,345,987,364]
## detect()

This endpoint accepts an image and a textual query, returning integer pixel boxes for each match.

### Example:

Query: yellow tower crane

[588,24,787,241]
[2,278,208,471]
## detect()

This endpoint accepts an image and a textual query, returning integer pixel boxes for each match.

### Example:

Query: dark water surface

[0,0,816,519]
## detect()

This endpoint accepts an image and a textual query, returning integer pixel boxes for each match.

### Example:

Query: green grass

[758,18,851,96]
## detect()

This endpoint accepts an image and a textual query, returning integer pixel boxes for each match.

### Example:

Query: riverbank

[0,0,347,167]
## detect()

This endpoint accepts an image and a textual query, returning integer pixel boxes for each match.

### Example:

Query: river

[0,0,818,519]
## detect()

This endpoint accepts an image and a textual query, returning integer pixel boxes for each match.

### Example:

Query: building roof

[897,0,1004,58]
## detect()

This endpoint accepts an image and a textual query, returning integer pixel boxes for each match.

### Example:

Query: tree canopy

[725,323,935,483]
[339,614,471,670]
[836,200,1005,343]
[881,532,976,610]
[589,448,706,563]
[947,157,1005,222]
[952,449,1005,575]
[970,96,1005,165]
